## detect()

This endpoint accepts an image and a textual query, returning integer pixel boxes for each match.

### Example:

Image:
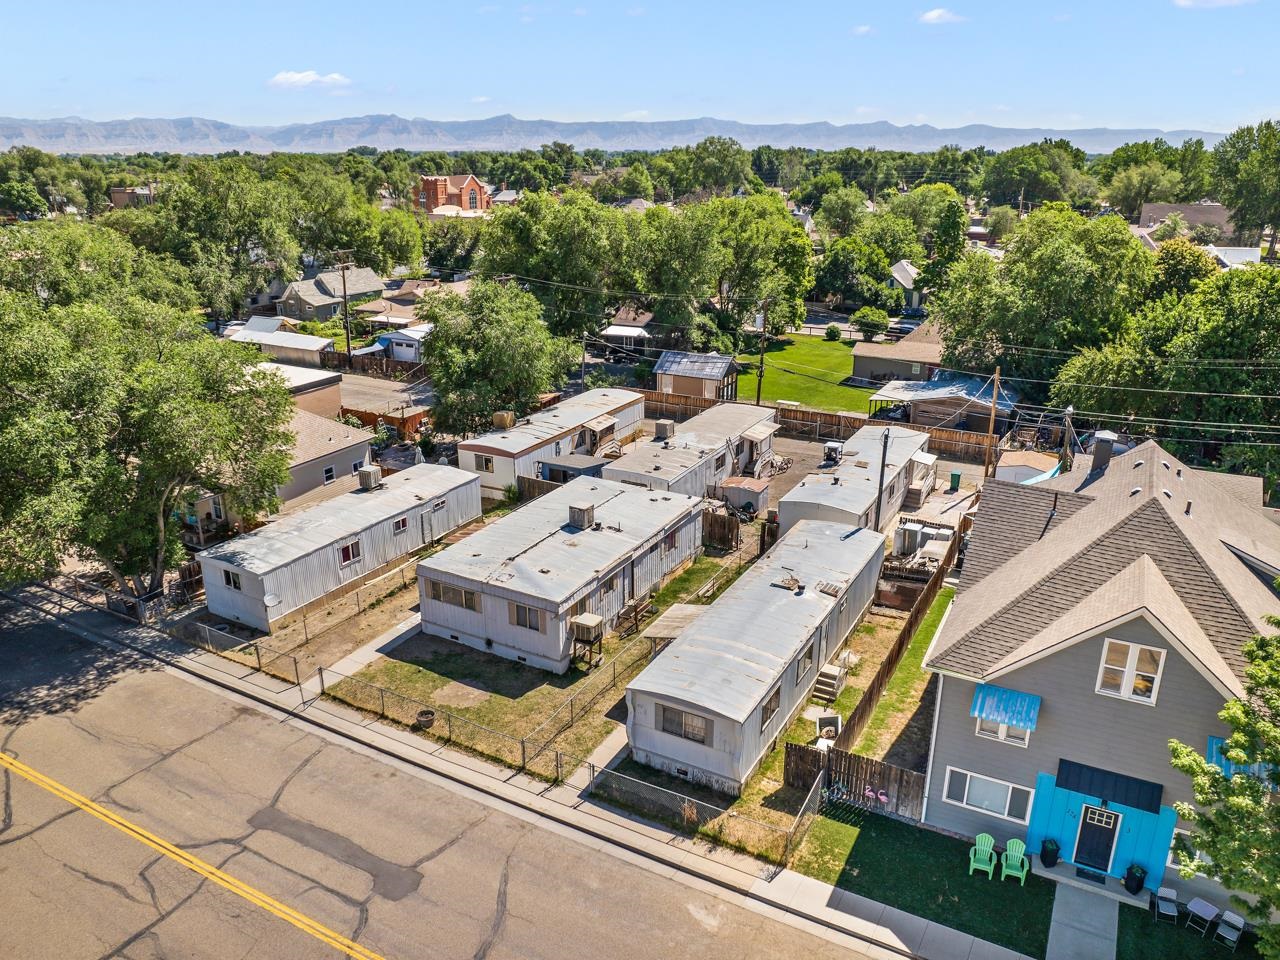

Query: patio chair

[1214,911,1246,953]
[1000,838,1029,886]
[1153,887,1179,925]
[968,833,996,879]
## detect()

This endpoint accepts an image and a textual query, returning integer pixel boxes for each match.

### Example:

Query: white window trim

[338,539,361,566]
[393,516,409,534]
[974,716,1031,748]
[941,766,1034,824]
[323,465,337,485]
[1095,638,1165,705]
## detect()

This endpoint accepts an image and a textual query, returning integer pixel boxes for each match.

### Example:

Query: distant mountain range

[0,114,1224,155]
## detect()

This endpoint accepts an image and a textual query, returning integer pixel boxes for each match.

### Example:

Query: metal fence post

[379,687,386,718]
[446,711,452,741]
[520,739,527,770]
[292,657,301,688]
[316,666,326,693]
[555,751,563,783]
[253,644,262,672]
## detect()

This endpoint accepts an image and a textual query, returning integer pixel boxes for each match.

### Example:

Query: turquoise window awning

[1207,736,1276,782]
[970,683,1041,731]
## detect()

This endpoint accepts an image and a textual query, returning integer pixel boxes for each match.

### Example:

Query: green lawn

[854,587,955,756]
[1117,904,1261,960]
[793,810,1057,958]
[737,336,877,413]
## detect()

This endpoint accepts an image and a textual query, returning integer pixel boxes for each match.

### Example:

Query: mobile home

[199,464,480,632]
[602,403,777,497]
[626,522,885,795]
[457,389,644,499]
[417,476,704,673]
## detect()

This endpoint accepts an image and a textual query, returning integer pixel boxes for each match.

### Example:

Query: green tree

[856,212,927,266]
[1152,236,1218,299]
[0,179,47,216]
[421,217,482,272]
[1151,211,1189,241]
[1169,625,1280,956]
[815,236,896,310]
[376,207,423,272]
[417,280,579,437]
[815,183,869,238]
[888,183,966,247]
[1214,120,1280,259]
[1106,161,1182,219]
[921,197,968,289]
[983,205,1019,242]
[851,305,890,339]
[690,136,754,196]
[617,164,655,201]
[791,170,844,210]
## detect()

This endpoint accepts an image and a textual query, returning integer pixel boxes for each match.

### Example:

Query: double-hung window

[975,717,1030,747]
[351,459,364,475]
[943,767,1032,823]
[323,465,336,484]
[513,603,541,631]
[1096,639,1164,704]
[659,704,709,745]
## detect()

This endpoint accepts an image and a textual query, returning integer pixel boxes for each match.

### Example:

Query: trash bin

[949,470,962,492]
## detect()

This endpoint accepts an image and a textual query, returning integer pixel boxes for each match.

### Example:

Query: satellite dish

[263,594,281,608]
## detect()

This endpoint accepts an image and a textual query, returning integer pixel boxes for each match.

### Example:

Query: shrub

[852,306,890,339]
[502,483,521,506]
[825,323,842,341]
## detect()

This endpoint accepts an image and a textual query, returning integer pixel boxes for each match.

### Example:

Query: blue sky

[8,0,1276,132]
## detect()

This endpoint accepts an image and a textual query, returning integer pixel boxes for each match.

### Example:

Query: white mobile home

[417,476,704,673]
[457,389,644,499]
[602,403,777,497]
[778,425,932,536]
[626,522,885,795]
[199,464,480,633]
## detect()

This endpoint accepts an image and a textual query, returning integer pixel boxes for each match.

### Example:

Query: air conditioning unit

[895,521,924,555]
[570,613,605,644]
[358,464,383,490]
[492,410,516,429]
[823,441,843,464]
[655,419,676,440]
[568,502,595,530]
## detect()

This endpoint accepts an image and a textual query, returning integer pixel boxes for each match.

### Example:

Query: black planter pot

[1040,840,1060,869]
[1123,867,1147,895]
[415,708,437,731]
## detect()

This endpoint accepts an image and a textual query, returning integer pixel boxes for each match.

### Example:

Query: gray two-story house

[921,436,1278,897]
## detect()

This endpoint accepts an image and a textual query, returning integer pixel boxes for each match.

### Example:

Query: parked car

[885,321,919,339]
[901,306,928,320]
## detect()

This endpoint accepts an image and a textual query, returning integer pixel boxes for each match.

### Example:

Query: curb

[7,588,917,959]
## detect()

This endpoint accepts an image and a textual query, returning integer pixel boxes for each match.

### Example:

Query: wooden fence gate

[702,511,740,552]
[785,742,926,824]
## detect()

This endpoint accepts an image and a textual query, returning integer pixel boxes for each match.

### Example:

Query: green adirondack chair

[969,833,996,878]
[1001,838,1030,885]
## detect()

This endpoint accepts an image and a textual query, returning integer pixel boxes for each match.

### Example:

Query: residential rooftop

[229,329,334,352]
[607,403,776,484]
[288,409,375,467]
[457,389,643,456]
[654,350,736,381]
[780,424,931,519]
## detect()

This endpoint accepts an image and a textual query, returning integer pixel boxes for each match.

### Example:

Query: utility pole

[1059,405,1075,474]
[983,365,1001,478]
[872,427,890,532]
[754,300,771,406]
[580,330,588,390]
[329,249,355,362]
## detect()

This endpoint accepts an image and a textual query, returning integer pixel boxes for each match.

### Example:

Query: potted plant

[1124,863,1148,895]
[1040,838,1060,869]
[414,708,436,731]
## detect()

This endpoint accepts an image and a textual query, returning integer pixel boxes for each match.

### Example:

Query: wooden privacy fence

[515,474,561,502]
[831,528,963,753]
[637,390,718,422]
[701,511,741,551]
[918,425,997,463]
[319,352,422,378]
[785,742,926,823]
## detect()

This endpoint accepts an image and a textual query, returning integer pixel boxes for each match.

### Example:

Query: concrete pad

[917,921,976,960]
[877,906,931,954]
[1046,883,1117,960]
[831,887,888,925]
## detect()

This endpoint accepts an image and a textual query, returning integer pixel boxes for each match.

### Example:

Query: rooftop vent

[1092,431,1118,475]
[568,502,595,530]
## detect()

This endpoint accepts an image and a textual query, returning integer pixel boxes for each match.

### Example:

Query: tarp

[970,683,1042,731]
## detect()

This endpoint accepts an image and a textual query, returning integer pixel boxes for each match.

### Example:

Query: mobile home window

[660,705,709,745]
[393,516,409,535]
[796,643,815,685]
[429,580,479,611]
[663,530,677,552]
[323,465,336,484]
[603,573,618,592]
[475,454,494,473]
[1096,639,1164,704]
[760,687,781,731]
[714,453,727,471]
[514,603,541,631]
[338,540,362,565]
[432,498,447,512]
[942,767,1032,823]
[223,569,241,591]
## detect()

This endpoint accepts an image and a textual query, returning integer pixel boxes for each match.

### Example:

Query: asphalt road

[0,603,870,960]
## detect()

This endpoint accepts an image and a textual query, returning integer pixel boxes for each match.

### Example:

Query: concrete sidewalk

[1046,885,1117,960]
[8,586,1035,960]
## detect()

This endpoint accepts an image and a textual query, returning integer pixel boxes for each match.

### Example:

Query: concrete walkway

[1046,884,1117,960]
[11,585,1036,960]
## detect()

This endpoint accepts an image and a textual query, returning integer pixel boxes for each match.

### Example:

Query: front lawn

[1116,903,1262,960]
[737,336,876,413]
[793,809,1056,959]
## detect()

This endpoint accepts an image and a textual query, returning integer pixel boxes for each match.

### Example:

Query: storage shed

[229,329,335,367]
[199,464,480,633]
[778,425,931,535]
[868,371,1019,433]
[626,522,886,795]
[602,403,777,497]
[417,476,704,673]
[457,389,644,499]
[654,351,739,401]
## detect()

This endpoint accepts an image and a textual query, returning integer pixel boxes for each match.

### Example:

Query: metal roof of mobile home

[606,404,775,483]
[198,464,478,575]
[654,350,736,380]
[457,389,643,456]
[628,522,886,723]
[418,476,701,604]
[229,329,335,352]
[779,425,929,518]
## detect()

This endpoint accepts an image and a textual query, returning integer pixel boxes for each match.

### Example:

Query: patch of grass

[652,555,724,607]
[1116,904,1262,960]
[854,587,954,757]
[793,810,1056,958]
[736,336,876,413]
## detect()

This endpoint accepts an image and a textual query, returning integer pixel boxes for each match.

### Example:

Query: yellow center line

[0,751,388,960]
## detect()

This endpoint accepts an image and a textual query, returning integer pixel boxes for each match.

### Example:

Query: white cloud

[621,109,650,120]
[851,24,873,35]
[268,70,351,89]
[918,7,965,23]
[1172,0,1255,6]
[471,95,492,103]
